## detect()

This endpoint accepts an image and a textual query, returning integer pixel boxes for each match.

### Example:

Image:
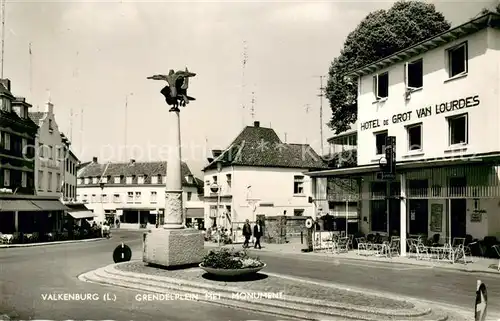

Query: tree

[326,1,451,134]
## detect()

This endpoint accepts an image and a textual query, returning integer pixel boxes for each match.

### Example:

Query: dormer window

[186,175,193,184]
[101,176,108,184]
[138,176,145,184]
[126,176,133,184]
[0,98,11,112]
[114,176,120,184]
[84,177,90,184]
[151,176,158,184]
[20,106,28,118]
[77,178,82,185]
[92,177,98,184]
[162,176,167,184]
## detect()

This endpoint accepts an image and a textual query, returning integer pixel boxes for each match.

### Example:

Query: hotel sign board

[360,95,480,131]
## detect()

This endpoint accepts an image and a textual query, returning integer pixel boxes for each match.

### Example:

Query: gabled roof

[77,161,198,187]
[347,12,500,78]
[28,111,47,126]
[203,124,328,171]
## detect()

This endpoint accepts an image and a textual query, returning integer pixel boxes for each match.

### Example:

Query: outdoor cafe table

[425,246,454,262]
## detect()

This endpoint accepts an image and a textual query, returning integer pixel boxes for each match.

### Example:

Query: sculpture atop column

[147,68,196,112]
[143,67,204,268]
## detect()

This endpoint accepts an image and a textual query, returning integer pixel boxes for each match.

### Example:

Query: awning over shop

[0,199,41,212]
[186,208,204,218]
[31,200,69,211]
[68,211,96,219]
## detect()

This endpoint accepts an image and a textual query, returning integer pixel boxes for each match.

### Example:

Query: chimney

[0,79,11,91]
[92,157,98,163]
[130,159,136,165]
[254,121,260,127]
[45,101,54,114]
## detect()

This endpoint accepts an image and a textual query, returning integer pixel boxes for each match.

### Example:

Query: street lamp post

[210,161,223,246]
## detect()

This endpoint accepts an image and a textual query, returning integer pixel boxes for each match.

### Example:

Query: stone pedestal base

[143,228,204,267]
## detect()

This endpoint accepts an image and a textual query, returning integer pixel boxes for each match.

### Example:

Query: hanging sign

[360,95,480,131]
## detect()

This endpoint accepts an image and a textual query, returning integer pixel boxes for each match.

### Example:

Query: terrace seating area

[312,232,500,265]
[0,224,104,245]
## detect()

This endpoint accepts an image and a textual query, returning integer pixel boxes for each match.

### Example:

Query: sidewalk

[0,237,105,249]
[205,241,500,275]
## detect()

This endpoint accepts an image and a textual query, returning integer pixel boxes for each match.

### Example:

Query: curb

[78,262,463,321]
[0,238,105,249]
[238,246,500,276]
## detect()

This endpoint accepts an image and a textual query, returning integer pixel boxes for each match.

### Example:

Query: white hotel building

[308,12,500,253]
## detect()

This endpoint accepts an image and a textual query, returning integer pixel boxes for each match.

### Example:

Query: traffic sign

[113,242,132,263]
[376,172,395,180]
[475,280,487,321]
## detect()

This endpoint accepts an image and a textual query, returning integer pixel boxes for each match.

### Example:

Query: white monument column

[143,69,204,268]
[400,173,407,257]
[163,109,184,229]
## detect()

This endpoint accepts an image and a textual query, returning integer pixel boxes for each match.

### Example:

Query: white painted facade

[33,102,65,198]
[203,166,315,229]
[350,19,500,242]
[357,28,500,166]
[77,182,201,226]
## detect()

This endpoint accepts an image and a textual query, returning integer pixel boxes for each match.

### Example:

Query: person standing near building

[253,219,262,249]
[242,219,252,248]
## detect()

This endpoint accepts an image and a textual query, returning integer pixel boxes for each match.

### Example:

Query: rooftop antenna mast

[1,0,6,79]
[314,75,326,154]
[241,40,248,127]
[69,108,73,142]
[29,42,32,103]
[250,90,255,121]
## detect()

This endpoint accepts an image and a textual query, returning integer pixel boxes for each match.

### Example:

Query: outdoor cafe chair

[334,237,349,254]
[414,241,429,260]
[347,234,354,250]
[356,237,371,255]
[389,238,400,257]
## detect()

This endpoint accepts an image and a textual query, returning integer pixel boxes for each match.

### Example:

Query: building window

[187,192,192,201]
[56,173,61,192]
[126,176,133,184]
[4,133,10,150]
[82,194,88,202]
[407,123,422,151]
[374,131,388,155]
[3,169,10,187]
[138,176,145,184]
[448,42,467,78]
[102,194,108,203]
[113,194,120,203]
[294,209,304,216]
[162,176,166,184]
[48,145,53,159]
[127,192,133,203]
[48,119,53,132]
[151,176,158,184]
[38,171,44,190]
[135,192,141,203]
[102,176,108,183]
[405,59,423,89]
[90,194,96,202]
[373,72,389,100]
[226,174,232,186]
[151,191,157,203]
[0,98,11,112]
[21,171,27,188]
[92,177,98,184]
[448,114,468,145]
[114,176,120,184]
[212,176,217,183]
[84,177,89,184]
[48,172,53,191]
[77,178,82,185]
[293,175,304,195]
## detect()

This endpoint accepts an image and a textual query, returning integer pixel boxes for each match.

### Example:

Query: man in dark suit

[253,219,263,249]
[242,219,252,248]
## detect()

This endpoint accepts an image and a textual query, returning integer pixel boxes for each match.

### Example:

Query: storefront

[309,155,500,255]
[185,208,204,229]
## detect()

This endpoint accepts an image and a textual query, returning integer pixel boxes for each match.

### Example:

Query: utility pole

[241,40,248,127]
[314,75,326,154]
[1,0,6,79]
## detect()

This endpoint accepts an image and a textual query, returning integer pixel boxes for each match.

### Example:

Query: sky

[2,0,498,178]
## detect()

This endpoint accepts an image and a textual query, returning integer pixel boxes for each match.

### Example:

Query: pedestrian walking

[253,219,262,249]
[242,219,252,248]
